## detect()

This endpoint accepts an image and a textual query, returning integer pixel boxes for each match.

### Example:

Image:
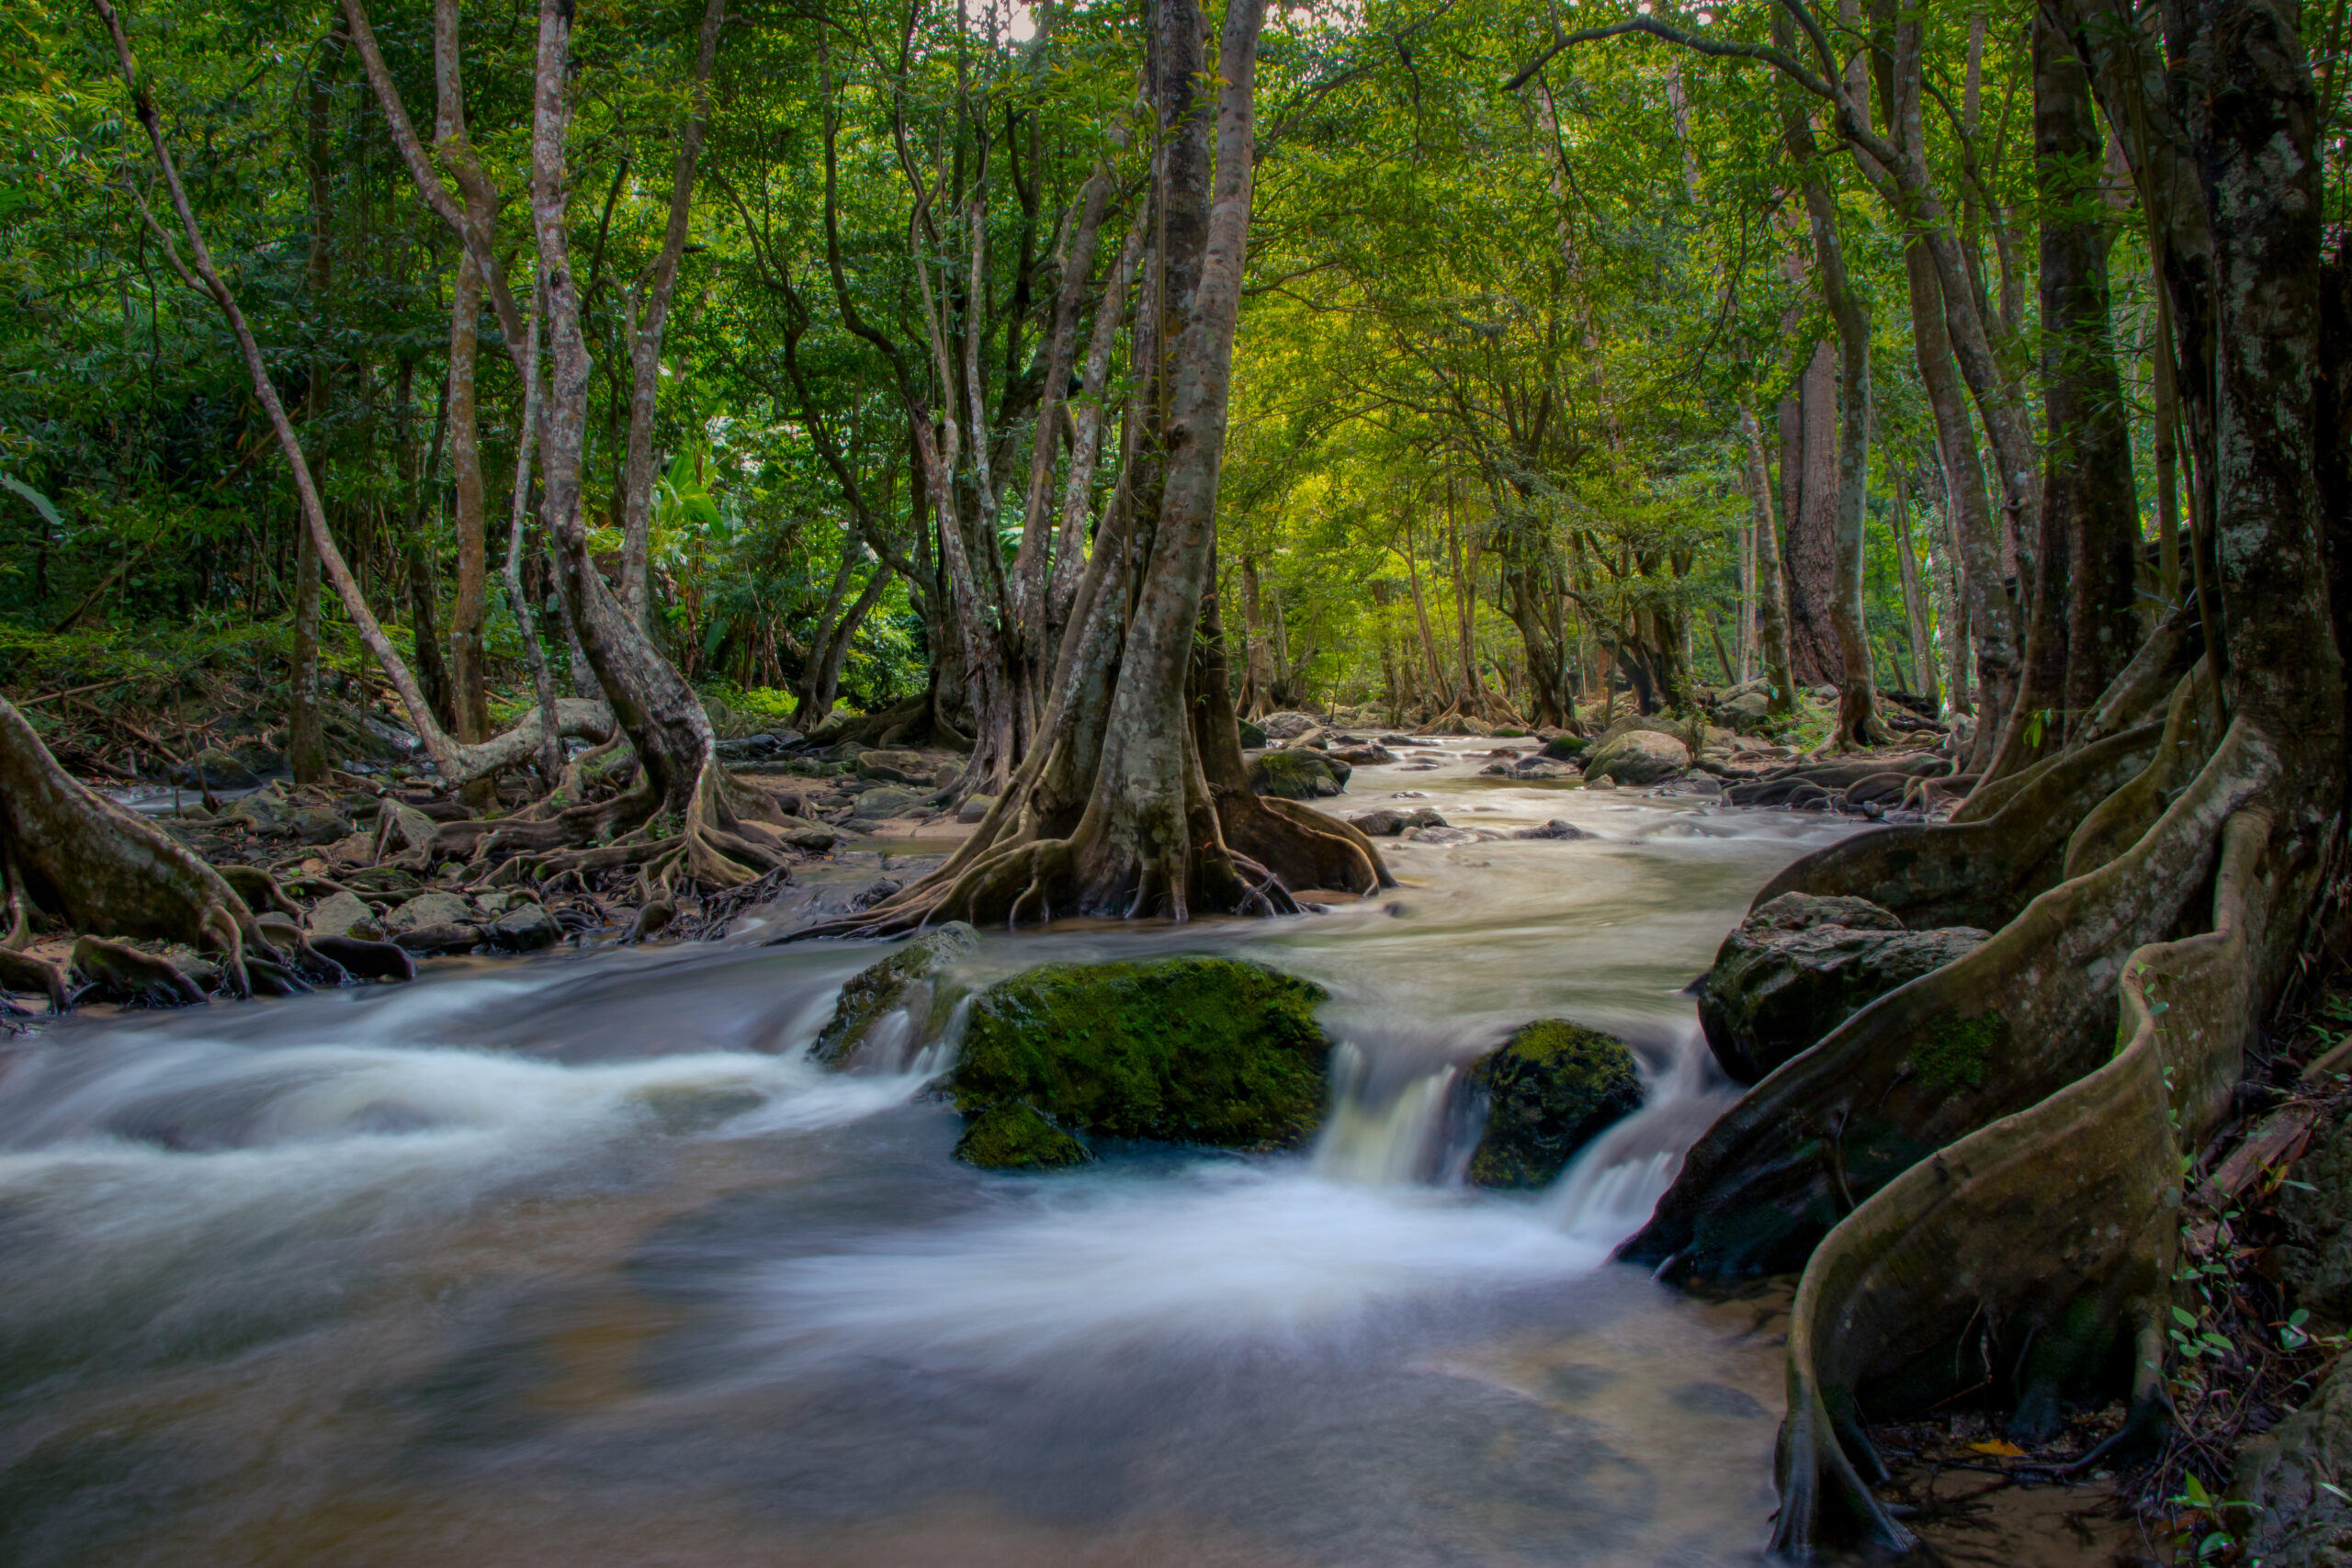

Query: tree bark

[447,246,492,750]
[1739,405,1798,714]
[1891,468,1939,706]
[1782,342,1842,689]
[1775,49,1881,746]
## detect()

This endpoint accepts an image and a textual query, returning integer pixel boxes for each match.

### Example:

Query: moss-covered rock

[1582,728,1691,785]
[955,1101,1093,1169]
[811,921,978,1066]
[1467,1021,1644,1190]
[952,956,1332,1151]
[1248,749,1349,799]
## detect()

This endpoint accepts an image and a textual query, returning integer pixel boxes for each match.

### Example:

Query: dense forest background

[6,0,2283,756]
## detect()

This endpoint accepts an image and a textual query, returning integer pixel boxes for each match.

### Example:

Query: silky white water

[0,739,1850,1568]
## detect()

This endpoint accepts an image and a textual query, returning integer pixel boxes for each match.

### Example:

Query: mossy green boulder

[954,1102,1092,1169]
[811,921,978,1066]
[1467,1020,1644,1189]
[1247,749,1348,799]
[950,956,1333,1165]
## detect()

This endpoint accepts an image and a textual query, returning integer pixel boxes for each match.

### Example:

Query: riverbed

[0,739,1856,1567]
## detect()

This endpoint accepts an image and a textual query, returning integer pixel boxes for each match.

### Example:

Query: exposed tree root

[1627,710,2252,1280]
[71,934,211,1007]
[0,695,287,1004]
[1215,792,1392,897]
[2061,662,2218,880]
[1742,716,2166,931]
[1769,809,2274,1556]
[0,946,70,1011]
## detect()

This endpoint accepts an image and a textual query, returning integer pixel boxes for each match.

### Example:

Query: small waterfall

[832,988,969,1077]
[1310,1043,1459,1186]
[1546,1021,1733,1246]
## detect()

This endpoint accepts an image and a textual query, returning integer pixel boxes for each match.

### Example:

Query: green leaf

[1,474,63,529]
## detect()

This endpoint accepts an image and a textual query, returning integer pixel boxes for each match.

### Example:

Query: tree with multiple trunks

[9,1,2352,1551]
[1529,0,2352,1552]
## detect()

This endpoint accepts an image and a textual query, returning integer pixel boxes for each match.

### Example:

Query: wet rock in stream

[1465,1021,1643,1190]
[1695,893,1989,1084]
[809,920,979,1067]
[948,956,1332,1168]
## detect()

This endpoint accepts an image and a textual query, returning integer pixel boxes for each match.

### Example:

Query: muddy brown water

[7,740,1876,1566]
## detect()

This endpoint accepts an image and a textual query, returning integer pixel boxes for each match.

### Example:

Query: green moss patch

[951,956,1333,1155]
[1915,1010,2007,1091]
[954,1102,1092,1169]
[1468,1020,1644,1190]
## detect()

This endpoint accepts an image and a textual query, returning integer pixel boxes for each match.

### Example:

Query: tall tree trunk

[394,358,456,732]
[1775,25,1883,749]
[797,0,1380,932]
[447,246,492,752]
[1783,342,1843,689]
[2040,12,2141,724]
[1239,553,1273,716]
[1892,468,1939,706]
[1740,405,1798,715]
[1981,12,2143,779]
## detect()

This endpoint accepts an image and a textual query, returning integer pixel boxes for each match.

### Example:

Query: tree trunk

[790,0,1379,935]
[1783,342,1842,689]
[447,246,492,751]
[2038,12,2141,726]
[1892,469,1939,707]
[1739,405,1797,715]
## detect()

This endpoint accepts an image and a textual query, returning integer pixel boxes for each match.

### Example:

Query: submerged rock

[1249,749,1349,799]
[1467,1021,1644,1190]
[811,921,979,1067]
[950,956,1331,1162]
[954,1102,1092,1170]
[1696,893,1989,1083]
[1581,728,1691,786]
[1512,819,1594,840]
[1346,806,1446,836]
[391,921,481,955]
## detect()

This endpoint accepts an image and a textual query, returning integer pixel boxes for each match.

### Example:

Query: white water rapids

[0,737,1854,1568]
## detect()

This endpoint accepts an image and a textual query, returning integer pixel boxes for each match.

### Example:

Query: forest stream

[3,744,1861,1567]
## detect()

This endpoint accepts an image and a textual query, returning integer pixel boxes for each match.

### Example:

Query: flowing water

[0,740,1855,1568]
